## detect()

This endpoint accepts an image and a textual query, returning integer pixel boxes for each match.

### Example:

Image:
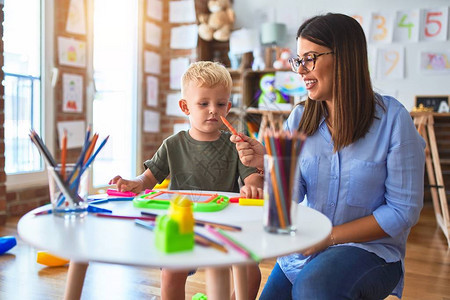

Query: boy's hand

[240,185,263,199]
[109,175,143,194]
[230,134,265,169]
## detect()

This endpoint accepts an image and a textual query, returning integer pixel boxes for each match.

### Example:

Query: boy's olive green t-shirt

[143,131,257,193]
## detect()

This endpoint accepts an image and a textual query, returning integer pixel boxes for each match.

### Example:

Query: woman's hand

[300,233,334,256]
[109,175,143,194]
[230,134,265,169]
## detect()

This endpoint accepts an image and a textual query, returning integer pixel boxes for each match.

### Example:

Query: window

[91,0,138,188]
[3,0,54,188]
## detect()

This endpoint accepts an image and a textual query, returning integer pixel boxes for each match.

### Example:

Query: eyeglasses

[288,51,334,73]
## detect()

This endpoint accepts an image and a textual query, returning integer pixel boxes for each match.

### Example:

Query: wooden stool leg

[232,264,248,300]
[205,267,231,300]
[64,261,89,300]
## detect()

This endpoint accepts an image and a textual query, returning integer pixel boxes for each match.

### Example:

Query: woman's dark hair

[296,13,378,152]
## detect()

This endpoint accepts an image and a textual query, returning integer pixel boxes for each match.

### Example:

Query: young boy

[109,61,263,300]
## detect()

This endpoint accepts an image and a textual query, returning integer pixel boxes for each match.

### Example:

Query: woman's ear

[179,99,190,115]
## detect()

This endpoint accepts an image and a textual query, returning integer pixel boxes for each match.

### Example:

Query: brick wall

[140,0,196,167]
[0,3,6,224]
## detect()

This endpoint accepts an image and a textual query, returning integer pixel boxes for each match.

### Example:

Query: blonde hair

[181,61,232,98]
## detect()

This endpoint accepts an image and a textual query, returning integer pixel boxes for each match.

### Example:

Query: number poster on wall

[351,6,450,79]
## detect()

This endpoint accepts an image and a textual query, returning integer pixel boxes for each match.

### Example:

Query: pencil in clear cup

[47,163,90,218]
[262,131,305,235]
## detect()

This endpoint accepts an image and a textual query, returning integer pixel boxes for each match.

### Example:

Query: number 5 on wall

[421,8,448,41]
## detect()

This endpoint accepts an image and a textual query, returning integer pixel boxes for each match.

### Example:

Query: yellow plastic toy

[155,195,195,253]
[36,251,70,267]
[154,178,170,189]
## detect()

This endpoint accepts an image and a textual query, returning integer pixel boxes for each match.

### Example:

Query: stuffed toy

[273,48,292,69]
[198,0,235,42]
[252,47,266,71]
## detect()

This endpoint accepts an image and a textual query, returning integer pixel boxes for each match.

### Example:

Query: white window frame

[6,0,55,190]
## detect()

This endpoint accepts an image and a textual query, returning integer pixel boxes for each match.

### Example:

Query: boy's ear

[179,99,190,115]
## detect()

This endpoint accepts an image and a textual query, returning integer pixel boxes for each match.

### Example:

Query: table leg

[232,264,248,300]
[205,266,231,300]
[64,261,89,300]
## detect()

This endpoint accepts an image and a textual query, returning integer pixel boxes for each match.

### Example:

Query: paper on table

[146,76,159,107]
[66,0,86,35]
[144,51,161,75]
[145,22,161,47]
[170,57,190,90]
[169,0,196,23]
[143,110,160,133]
[62,73,83,113]
[170,24,198,49]
[57,121,85,149]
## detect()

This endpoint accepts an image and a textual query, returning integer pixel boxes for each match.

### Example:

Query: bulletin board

[415,95,449,112]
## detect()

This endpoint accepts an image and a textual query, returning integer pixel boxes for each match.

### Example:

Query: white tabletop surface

[18,192,332,270]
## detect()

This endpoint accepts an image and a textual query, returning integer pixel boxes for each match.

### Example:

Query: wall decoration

[393,9,420,42]
[145,22,161,47]
[369,11,395,43]
[143,110,160,133]
[66,0,86,35]
[144,51,161,75]
[147,0,162,21]
[169,0,196,23]
[170,57,190,90]
[62,73,83,113]
[420,7,448,41]
[420,51,450,74]
[170,24,198,49]
[146,76,159,107]
[376,46,405,79]
[58,37,86,68]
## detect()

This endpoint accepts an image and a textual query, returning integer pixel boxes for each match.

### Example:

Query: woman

[232,13,425,299]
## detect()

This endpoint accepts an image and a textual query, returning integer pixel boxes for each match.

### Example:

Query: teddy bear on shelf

[273,48,292,69]
[198,0,235,42]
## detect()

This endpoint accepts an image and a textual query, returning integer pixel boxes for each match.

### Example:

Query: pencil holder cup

[47,163,89,218]
[263,154,300,234]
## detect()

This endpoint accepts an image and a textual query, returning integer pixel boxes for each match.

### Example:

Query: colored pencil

[61,129,67,180]
[83,133,99,165]
[194,231,228,253]
[30,130,57,167]
[263,132,286,228]
[140,211,242,231]
[220,116,238,135]
[93,213,156,221]
[206,225,260,261]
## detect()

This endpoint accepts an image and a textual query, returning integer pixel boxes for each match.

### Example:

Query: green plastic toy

[133,190,229,212]
[192,292,207,300]
[155,195,195,253]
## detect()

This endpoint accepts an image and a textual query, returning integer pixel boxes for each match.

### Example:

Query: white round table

[18,191,331,300]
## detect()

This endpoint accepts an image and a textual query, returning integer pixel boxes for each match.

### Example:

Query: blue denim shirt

[279,95,425,297]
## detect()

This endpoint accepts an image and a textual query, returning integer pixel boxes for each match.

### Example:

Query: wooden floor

[0,203,449,300]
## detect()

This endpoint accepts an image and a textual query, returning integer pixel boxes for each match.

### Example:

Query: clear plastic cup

[263,154,300,235]
[47,163,89,218]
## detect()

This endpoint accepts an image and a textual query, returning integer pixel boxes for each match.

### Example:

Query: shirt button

[330,202,335,207]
